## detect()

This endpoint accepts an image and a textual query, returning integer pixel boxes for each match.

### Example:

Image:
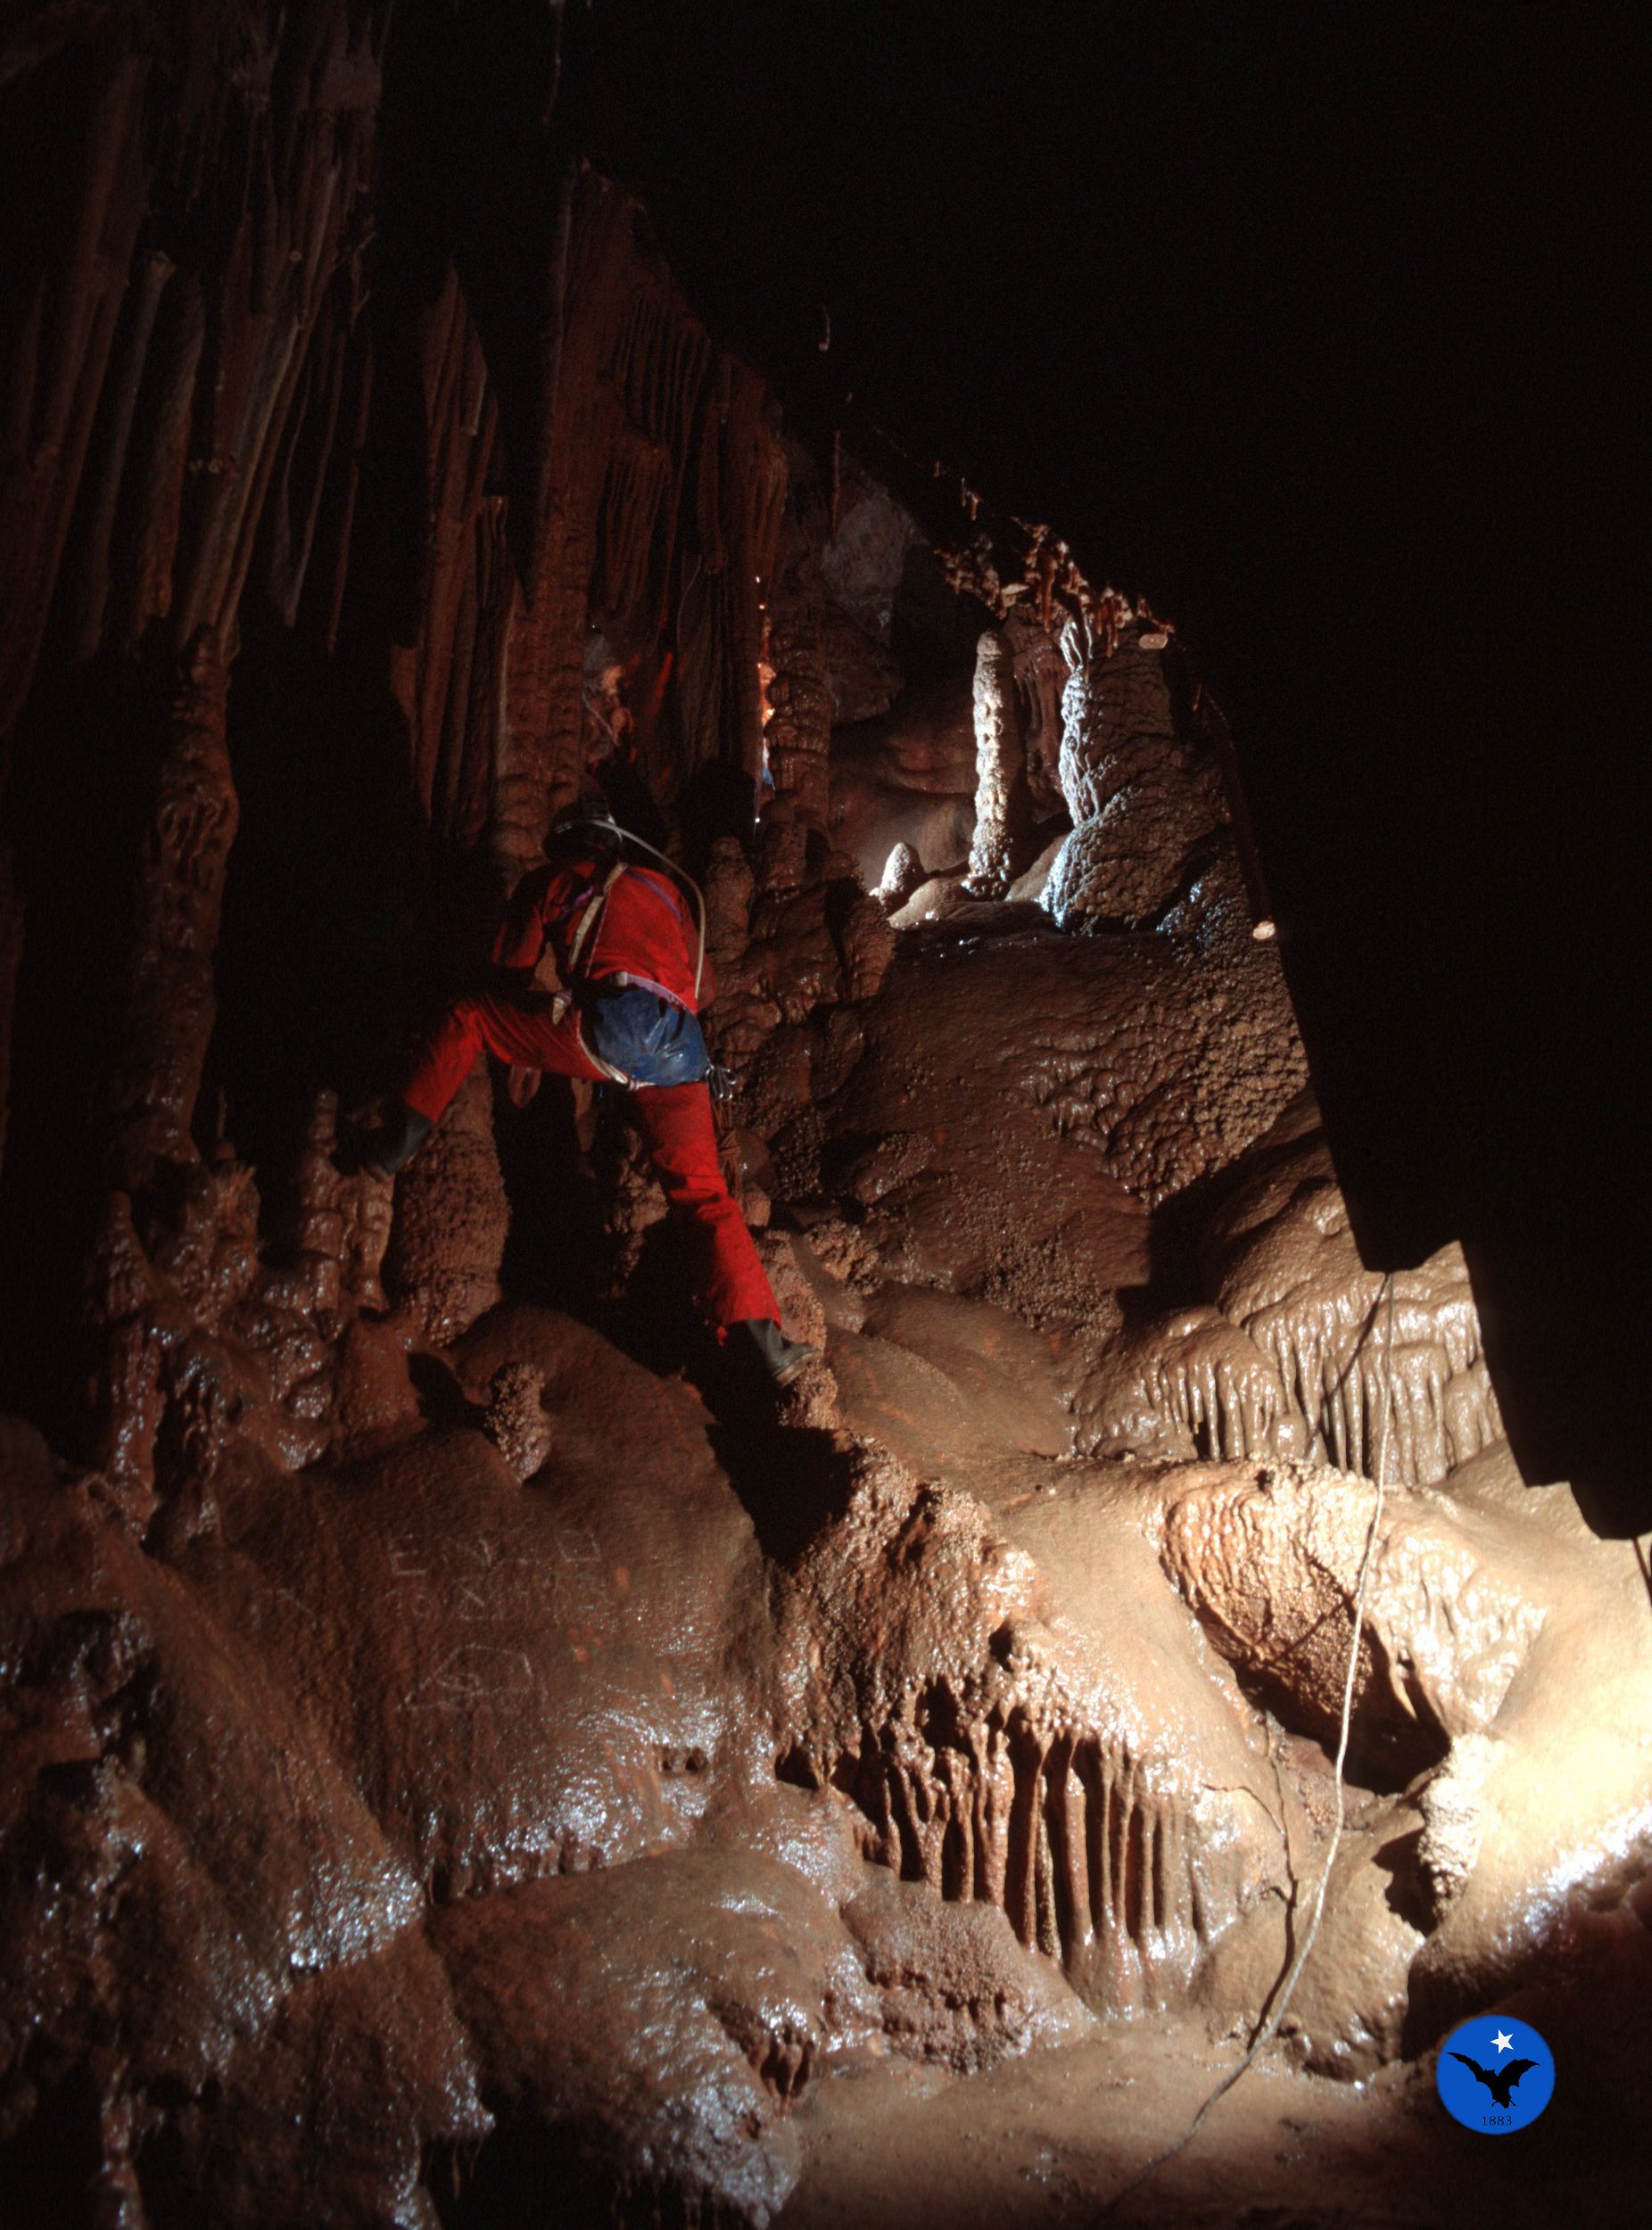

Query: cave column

[493,499,595,889]
[965,625,1028,895]
[103,629,237,1187]
[761,529,832,833]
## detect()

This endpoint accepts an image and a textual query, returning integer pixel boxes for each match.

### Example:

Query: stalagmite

[1045,607,1228,930]
[964,625,1026,895]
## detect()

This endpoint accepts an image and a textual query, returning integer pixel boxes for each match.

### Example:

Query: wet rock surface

[830,912,1303,1267]
[6,1202,1648,2226]
[0,17,1646,2226]
[7,1255,1652,2230]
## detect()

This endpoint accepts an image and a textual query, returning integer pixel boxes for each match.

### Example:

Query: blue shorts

[580,982,710,1088]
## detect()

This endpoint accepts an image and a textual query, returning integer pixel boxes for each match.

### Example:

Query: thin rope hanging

[1093,1272,1399,2223]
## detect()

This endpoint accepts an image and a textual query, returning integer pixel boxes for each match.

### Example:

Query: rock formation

[0,10,1647,2228]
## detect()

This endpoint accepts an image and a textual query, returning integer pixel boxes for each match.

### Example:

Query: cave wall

[0,1,833,1438]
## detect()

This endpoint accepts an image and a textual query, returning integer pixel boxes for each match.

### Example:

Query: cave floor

[785,2025,1621,2228]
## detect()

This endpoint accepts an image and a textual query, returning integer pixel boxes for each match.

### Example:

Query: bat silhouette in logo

[1449,2052,1539,2110]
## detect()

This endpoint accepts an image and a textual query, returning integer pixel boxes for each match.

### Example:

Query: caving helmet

[546,794,624,854]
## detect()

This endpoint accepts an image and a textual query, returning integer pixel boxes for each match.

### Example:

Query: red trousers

[401,994,778,1330]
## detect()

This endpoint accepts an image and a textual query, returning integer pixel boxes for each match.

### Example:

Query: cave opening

[0,5,1646,2227]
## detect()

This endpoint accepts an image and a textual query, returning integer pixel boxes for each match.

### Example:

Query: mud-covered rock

[384,1070,509,1344]
[430,1850,881,2229]
[1158,1459,1546,1779]
[0,1449,459,2225]
[841,1868,1094,2071]
[830,926,1302,1301]
[773,1448,1292,2019]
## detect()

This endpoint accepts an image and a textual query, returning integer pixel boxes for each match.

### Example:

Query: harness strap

[562,856,700,1089]
[605,967,692,1012]
[571,1004,665,1092]
[565,858,627,982]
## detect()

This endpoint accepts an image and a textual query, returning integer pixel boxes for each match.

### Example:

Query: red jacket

[492,852,713,1014]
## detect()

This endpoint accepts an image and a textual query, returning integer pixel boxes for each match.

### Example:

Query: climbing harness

[564,855,629,982]
[555,807,709,1005]
[551,809,714,1090]
[1094,1273,1399,2222]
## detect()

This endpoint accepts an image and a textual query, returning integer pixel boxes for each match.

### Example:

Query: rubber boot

[359,1101,434,1178]
[739,1316,822,1387]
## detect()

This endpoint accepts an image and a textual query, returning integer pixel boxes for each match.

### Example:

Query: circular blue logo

[1436,2015,1555,2134]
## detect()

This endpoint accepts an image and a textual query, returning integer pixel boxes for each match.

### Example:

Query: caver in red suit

[368,824,816,1381]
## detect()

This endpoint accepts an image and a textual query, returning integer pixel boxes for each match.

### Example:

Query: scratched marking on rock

[407,1642,539,1711]
[386,1534,427,1582]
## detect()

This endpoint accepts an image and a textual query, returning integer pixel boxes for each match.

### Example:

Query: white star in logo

[1491,2028,1515,2055]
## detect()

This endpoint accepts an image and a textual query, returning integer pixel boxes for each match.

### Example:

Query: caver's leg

[401,995,601,1125]
[363,995,602,1175]
[629,1080,781,1330]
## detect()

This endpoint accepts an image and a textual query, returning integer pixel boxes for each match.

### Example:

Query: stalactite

[404,275,500,823]
[66,246,175,661]
[435,549,481,846]
[493,173,635,876]
[499,501,595,869]
[1075,1307,1309,1468]
[1247,1279,1503,1487]
[595,427,673,625]
[322,328,373,655]
[455,498,511,861]
[0,53,148,729]
[1078,1220,1503,1488]
[0,4,389,702]
[831,1697,1226,2018]
[171,54,386,659]
[265,286,353,631]
[0,838,19,1170]
[119,271,207,655]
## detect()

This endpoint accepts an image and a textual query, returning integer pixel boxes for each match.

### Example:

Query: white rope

[1094,1271,1399,2222]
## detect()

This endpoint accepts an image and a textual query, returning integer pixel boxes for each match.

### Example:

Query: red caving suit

[401,851,779,1331]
